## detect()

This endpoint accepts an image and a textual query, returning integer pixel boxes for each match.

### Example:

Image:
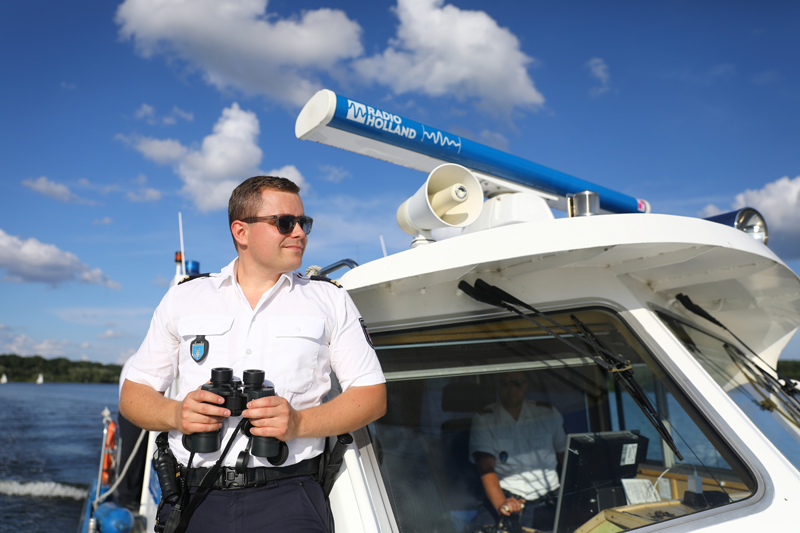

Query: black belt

[183,455,321,490]
[503,487,559,504]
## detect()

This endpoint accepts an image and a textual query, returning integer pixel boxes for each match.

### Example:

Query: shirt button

[199,327,205,332]
[295,327,301,333]
[246,349,252,355]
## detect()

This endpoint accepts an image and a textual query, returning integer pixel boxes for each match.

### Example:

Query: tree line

[0,354,122,383]
[778,360,800,381]
[1,352,799,385]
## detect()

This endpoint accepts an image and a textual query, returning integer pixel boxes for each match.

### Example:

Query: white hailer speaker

[396,164,484,236]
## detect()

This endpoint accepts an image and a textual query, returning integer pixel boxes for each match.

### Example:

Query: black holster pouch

[152,432,185,533]
[320,433,353,498]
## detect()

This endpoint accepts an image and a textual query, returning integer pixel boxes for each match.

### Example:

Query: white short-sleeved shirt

[126,258,385,468]
[469,400,567,500]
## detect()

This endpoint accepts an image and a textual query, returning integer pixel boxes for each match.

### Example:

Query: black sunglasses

[241,215,313,235]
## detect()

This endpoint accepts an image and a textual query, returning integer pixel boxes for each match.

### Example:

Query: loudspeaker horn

[396,164,484,235]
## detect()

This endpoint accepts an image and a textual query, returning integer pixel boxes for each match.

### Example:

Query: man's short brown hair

[228,176,301,249]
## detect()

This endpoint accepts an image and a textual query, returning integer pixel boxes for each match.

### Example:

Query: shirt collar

[215,258,296,290]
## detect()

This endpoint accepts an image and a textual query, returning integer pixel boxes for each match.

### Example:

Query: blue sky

[1,0,799,364]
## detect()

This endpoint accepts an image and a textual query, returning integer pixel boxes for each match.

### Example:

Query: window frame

[354,300,773,532]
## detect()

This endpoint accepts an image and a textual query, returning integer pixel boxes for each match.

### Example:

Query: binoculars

[182,367,289,466]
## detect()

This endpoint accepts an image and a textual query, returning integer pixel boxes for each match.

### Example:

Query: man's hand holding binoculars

[242,394,301,442]
[173,388,230,436]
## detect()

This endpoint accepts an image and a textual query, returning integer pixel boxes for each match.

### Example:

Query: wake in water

[0,480,86,500]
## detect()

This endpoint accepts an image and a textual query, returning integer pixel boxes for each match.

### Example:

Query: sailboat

[1,373,7,384]
[35,373,43,385]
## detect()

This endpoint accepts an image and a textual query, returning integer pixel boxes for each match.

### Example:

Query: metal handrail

[319,259,359,278]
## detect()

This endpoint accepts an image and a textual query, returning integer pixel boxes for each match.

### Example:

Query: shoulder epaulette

[309,275,342,288]
[477,408,494,415]
[535,400,553,409]
[178,273,211,285]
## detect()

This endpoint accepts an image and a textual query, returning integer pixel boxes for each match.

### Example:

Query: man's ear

[231,220,249,248]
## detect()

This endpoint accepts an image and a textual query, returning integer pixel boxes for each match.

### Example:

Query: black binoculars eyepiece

[183,367,289,466]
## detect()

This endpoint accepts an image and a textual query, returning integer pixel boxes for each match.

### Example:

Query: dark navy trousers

[158,475,330,533]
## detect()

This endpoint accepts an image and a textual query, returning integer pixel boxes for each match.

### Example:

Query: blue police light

[705,208,769,245]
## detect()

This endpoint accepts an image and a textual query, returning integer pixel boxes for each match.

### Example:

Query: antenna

[178,212,186,276]
[379,234,387,258]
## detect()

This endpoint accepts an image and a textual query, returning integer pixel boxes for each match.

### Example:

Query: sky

[1,0,799,365]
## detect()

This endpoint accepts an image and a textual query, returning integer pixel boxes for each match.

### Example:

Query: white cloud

[480,129,509,151]
[21,176,91,204]
[319,164,351,184]
[268,165,309,193]
[707,176,800,259]
[732,176,800,231]
[0,329,69,357]
[665,63,736,86]
[0,327,70,358]
[60,82,77,90]
[151,273,171,287]
[120,135,188,164]
[352,0,543,116]
[751,71,780,85]
[135,103,194,125]
[171,106,194,122]
[98,329,127,339]
[127,188,162,202]
[700,204,722,218]
[586,57,611,97]
[52,307,154,327]
[126,103,268,211]
[0,229,120,288]
[132,173,148,185]
[135,103,155,121]
[118,349,136,365]
[116,0,363,107]
[178,104,264,211]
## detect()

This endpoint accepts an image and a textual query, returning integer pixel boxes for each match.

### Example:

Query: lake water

[0,382,119,533]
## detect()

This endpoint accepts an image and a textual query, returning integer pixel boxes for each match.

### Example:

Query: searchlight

[705,208,769,245]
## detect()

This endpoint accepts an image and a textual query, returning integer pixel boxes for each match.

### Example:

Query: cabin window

[658,311,800,471]
[367,308,754,533]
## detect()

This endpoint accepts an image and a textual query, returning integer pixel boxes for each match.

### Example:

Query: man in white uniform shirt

[469,371,566,531]
[120,176,386,533]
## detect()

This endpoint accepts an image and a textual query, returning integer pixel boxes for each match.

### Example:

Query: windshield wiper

[676,293,800,412]
[458,278,684,461]
[569,314,684,460]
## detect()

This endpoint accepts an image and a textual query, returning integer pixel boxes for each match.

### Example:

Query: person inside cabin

[468,371,566,532]
[119,176,386,533]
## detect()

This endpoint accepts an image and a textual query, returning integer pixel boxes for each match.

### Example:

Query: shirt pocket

[177,315,234,365]
[266,316,325,394]
[519,436,555,468]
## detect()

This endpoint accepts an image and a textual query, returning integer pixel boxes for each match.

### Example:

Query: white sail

[36,373,43,385]
[0,373,7,384]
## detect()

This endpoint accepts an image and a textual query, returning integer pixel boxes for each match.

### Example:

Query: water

[0,382,119,533]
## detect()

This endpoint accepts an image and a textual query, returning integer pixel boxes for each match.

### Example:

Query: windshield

[367,308,754,533]
[657,311,800,470]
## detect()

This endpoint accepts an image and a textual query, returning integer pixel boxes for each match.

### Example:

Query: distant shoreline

[2,353,799,384]
[0,354,121,384]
